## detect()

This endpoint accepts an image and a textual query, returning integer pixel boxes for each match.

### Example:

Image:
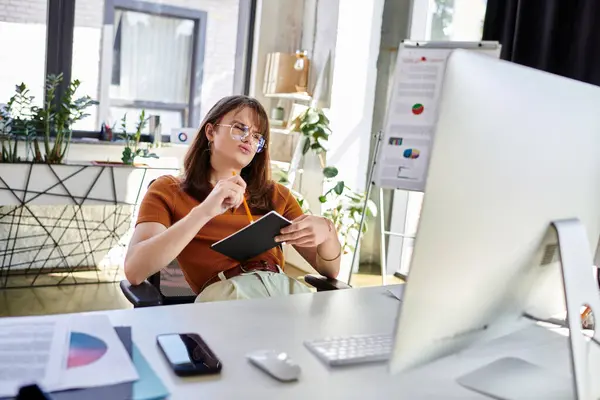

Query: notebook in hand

[210,211,292,262]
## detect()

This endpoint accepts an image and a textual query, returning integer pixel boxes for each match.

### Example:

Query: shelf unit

[270,127,293,135]
[262,91,313,192]
[264,92,312,102]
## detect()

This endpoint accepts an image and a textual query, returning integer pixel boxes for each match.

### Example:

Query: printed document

[54,314,139,391]
[0,317,69,397]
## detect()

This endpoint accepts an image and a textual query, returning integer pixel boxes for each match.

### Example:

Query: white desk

[10,285,574,399]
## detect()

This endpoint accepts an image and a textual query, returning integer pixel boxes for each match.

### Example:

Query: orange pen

[582,306,592,321]
[232,171,254,223]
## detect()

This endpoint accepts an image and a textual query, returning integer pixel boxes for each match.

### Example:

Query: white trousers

[195,271,311,303]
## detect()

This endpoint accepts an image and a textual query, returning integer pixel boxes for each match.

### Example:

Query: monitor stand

[457,219,600,400]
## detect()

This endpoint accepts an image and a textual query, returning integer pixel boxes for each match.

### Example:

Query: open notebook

[210,211,292,262]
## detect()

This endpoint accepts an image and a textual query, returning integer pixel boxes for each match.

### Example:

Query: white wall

[326,0,385,280]
[361,0,413,269]
[328,0,384,194]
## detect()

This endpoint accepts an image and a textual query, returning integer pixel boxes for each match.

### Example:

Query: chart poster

[374,42,500,191]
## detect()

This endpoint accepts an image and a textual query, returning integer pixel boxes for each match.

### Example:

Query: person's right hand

[197,175,247,219]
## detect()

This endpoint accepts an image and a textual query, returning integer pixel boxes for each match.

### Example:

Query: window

[72,0,253,134]
[0,0,48,107]
[105,3,204,135]
[410,0,487,42]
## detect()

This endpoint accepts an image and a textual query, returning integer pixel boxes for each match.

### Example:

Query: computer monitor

[389,49,600,376]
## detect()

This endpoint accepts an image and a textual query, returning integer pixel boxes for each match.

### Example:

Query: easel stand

[458,219,600,400]
[347,41,501,286]
[348,130,410,286]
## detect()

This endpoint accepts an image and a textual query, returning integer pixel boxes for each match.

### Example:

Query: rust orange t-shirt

[135,175,304,294]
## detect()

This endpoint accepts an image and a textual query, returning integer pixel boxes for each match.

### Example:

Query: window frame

[43,0,257,137]
[102,0,207,130]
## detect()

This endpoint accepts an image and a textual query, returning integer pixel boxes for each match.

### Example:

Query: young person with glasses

[124,95,342,302]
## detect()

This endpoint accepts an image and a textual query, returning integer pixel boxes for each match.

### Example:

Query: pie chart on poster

[412,103,424,115]
[67,332,108,368]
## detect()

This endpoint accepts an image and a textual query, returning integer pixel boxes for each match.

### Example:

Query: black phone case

[157,333,222,377]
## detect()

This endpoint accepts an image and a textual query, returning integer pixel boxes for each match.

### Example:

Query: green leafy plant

[0,75,96,164]
[321,183,377,255]
[36,74,97,163]
[294,107,343,188]
[0,84,36,162]
[288,106,378,253]
[119,110,159,165]
[295,108,331,156]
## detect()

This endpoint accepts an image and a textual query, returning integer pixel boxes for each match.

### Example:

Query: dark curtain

[482,0,600,86]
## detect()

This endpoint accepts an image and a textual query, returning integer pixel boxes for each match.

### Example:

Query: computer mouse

[246,350,301,382]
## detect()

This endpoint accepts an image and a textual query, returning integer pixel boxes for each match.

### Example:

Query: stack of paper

[0,316,69,397]
[54,315,139,391]
[0,314,167,399]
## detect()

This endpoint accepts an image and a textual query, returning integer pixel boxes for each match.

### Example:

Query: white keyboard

[304,334,393,366]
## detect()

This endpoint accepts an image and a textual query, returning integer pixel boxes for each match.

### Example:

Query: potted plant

[0,75,97,164]
[0,83,36,162]
[280,106,378,276]
[119,110,158,166]
[0,79,174,285]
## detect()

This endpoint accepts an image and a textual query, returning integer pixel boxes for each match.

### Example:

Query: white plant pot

[0,162,178,287]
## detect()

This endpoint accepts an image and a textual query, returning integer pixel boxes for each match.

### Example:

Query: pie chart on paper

[403,149,421,159]
[412,103,424,115]
[67,332,108,368]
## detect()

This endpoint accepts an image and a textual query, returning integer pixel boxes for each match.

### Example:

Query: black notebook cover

[210,211,292,262]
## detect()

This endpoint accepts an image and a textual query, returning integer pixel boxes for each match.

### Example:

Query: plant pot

[0,162,178,287]
[91,161,150,167]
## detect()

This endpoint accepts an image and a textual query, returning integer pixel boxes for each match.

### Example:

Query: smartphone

[157,333,222,376]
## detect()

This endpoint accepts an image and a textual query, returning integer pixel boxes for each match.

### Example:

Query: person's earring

[208,140,213,153]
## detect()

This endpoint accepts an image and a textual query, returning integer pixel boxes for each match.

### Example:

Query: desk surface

[9,285,573,399]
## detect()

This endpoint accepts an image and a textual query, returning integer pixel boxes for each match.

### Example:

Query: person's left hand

[275,215,333,247]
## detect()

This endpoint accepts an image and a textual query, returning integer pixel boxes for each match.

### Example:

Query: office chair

[120,259,351,307]
[120,177,351,307]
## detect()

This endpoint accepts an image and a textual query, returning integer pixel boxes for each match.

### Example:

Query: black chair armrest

[305,274,352,291]
[120,280,163,307]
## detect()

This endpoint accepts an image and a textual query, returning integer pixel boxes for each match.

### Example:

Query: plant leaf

[318,195,327,203]
[322,166,338,178]
[306,110,319,124]
[312,126,328,139]
[334,181,344,195]
[302,138,310,155]
[367,200,378,217]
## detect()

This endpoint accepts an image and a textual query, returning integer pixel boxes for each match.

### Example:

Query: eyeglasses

[216,122,266,153]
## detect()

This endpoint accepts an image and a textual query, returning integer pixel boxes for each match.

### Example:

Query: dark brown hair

[181,95,274,212]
